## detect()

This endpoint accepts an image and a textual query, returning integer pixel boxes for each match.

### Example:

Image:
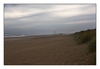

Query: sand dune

[4,35,93,65]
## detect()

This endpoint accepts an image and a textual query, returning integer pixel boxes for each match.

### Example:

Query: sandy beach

[4,35,93,65]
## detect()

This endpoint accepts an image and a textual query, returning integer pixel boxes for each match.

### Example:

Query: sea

[4,33,29,38]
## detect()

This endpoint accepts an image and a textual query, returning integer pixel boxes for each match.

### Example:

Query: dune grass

[73,29,96,44]
[72,29,96,64]
[88,37,96,53]
[91,52,96,65]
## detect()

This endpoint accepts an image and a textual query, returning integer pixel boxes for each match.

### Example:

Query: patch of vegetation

[72,29,96,65]
[91,52,96,65]
[73,29,96,44]
[88,37,96,53]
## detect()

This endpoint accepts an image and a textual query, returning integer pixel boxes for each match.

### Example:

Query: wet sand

[4,35,93,65]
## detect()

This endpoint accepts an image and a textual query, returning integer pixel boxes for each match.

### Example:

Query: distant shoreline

[4,34,69,42]
[4,34,69,38]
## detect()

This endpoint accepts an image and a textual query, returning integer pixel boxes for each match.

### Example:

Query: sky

[4,4,96,35]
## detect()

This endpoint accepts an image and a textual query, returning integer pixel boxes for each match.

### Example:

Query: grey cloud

[5,11,95,25]
[4,4,96,35]
[59,14,96,23]
[79,4,96,10]
[4,20,95,35]
[4,4,53,12]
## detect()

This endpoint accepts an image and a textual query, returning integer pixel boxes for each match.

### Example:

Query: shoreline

[4,34,68,41]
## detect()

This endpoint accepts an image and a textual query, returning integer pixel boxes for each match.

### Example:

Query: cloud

[50,5,95,17]
[4,4,54,19]
[4,4,96,35]
[5,4,95,19]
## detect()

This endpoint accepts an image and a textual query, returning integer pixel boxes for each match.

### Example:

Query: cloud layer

[4,4,96,35]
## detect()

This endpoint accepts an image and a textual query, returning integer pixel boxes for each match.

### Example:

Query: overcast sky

[4,4,96,35]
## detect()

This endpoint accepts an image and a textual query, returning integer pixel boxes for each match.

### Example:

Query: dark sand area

[4,35,93,65]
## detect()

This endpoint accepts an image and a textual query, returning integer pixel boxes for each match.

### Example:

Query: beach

[4,35,93,65]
